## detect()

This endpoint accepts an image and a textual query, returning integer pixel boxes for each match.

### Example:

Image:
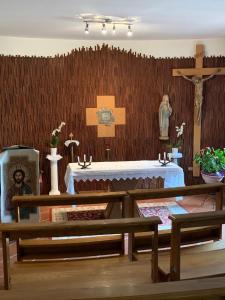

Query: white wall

[0,36,225,58]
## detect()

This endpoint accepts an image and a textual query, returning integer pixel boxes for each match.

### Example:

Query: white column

[46,148,62,195]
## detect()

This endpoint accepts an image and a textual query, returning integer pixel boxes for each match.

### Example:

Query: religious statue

[159,94,172,140]
[177,69,221,124]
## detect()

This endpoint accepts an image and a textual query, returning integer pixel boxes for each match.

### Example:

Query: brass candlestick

[158,152,172,166]
[77,155,92,169]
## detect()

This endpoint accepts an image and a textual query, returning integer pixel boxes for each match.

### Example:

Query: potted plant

[167,122,186,153]
[50,121,66,154]
[194,147,225,183]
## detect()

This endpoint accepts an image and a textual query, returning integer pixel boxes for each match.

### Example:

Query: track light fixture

[84,22,89,34]
[79,14,138,37]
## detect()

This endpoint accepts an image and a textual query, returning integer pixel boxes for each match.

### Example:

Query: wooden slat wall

[0,45,224,193]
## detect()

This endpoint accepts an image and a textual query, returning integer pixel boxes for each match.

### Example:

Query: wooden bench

[127,183,225,250]
[158,210,225,281]
[0,217,161,289]
[12,191,135,260]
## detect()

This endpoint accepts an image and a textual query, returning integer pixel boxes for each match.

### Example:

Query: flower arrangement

[194,147,225,174]
[50,122,66,148]
[167,122,186,150]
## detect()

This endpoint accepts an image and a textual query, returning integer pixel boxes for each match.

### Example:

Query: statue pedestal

[169,152,183,165]
[46,148,62,195]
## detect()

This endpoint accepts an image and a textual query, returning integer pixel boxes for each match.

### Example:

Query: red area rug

[67,210,105,221]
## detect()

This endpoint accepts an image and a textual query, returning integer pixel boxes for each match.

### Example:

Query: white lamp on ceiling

[127,25,133,37]
[84,22,89,34]
[112,24,116,35]
[101,23,107,34]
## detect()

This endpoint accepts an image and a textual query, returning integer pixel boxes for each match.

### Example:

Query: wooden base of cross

[173,44,225,176]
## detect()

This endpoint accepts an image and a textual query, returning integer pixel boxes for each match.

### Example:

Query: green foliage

[50,135,59,148]
[167,138,183,150]
[194,147,225,174]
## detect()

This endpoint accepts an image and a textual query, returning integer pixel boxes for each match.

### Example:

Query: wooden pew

[0,217,161,289]
[12,191,133,260]
[158,210,225,281]
[127,183,225,250]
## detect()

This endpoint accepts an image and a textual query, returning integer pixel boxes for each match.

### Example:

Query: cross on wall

[172,44,225,177]
[86,96,126,138]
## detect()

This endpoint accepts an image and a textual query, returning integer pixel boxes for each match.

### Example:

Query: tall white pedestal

[46,148,62,195]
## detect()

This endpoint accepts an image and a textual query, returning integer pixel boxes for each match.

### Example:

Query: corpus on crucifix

[177,69,221,124]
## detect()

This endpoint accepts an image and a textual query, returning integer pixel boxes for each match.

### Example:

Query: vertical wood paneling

[0,45,224,192]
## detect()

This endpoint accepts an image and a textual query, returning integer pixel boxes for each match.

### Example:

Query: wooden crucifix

[173,44,225,177]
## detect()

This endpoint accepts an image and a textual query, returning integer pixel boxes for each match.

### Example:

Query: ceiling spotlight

[112,24,116,34]
[84,22,89,34]
[127,25,133,37]
[102,23,107,34]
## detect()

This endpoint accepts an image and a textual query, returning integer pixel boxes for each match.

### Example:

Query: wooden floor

[1,254,225,300]
[0,194,224,299]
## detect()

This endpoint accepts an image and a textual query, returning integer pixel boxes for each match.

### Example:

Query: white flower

[58,122,66,132]
[176,122,186,138]
[52,122,66,136]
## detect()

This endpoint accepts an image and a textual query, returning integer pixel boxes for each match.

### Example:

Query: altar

[64,160,185,194]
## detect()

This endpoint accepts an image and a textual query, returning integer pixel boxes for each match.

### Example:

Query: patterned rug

[51,205,108,222]
[51,202,187,230]
[138,202,187,230]
[67,209,105,220]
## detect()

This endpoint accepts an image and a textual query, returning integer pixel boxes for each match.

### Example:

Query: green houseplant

[194,147,225,183]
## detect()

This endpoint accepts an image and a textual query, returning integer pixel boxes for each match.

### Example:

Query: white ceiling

[1,0,225,40]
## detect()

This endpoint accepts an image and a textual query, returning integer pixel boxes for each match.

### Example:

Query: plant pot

[201,171,224,184]
[172,147,179,154]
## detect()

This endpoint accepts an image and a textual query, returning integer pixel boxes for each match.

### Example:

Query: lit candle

[158,153,161,161]
[77,156,80,163]
[163,152,166,160]
[84,154,86,162]
[90,155,92,162]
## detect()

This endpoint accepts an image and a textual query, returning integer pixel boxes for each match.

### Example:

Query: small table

[64,160,185,194]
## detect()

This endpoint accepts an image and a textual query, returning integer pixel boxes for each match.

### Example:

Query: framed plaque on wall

[0,147,40,222]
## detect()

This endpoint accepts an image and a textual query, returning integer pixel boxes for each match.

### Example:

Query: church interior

[0,0,225,299]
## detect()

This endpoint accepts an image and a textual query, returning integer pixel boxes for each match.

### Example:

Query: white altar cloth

[64,160,185,194]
